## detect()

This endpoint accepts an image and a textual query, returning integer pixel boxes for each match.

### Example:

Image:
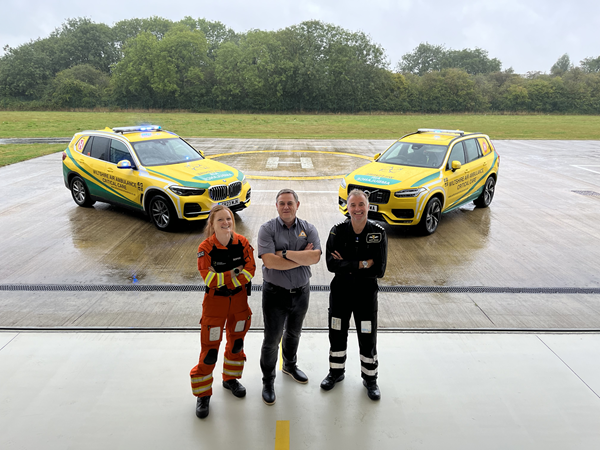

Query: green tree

[551,53,572,77]
[580,56,600,73]
[47,64,110,107]
[0,39,55,98]
[444,48,502,75]
[397,43,446,75]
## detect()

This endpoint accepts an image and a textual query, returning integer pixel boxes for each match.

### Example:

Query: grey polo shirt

[257,216,321,290]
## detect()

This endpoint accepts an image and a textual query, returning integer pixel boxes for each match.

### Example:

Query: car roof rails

[112,125,162,134]
[417,128,465,136]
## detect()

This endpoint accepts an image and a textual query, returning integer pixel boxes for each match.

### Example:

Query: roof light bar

[112,125,162,134]
[418,128,464,136]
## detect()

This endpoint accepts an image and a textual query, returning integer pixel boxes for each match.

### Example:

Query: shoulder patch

[366,233,382,244]
[197,251,205,258]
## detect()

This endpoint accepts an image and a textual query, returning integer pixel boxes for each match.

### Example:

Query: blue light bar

[113,125,162,133]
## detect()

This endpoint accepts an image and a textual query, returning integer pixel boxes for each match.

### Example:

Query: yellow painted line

[206,149,371,181]
[275,420,290,450]
[206,149,372,160]
[279,337,283,371]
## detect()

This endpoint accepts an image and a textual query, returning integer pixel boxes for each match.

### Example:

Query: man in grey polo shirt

[258,188,322,405]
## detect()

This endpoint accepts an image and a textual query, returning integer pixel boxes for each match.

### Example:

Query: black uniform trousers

[327,275,379,382]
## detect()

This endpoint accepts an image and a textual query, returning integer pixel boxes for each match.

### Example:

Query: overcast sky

[2,0,599,74]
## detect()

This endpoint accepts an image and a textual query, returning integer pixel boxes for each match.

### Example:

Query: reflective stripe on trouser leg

[223,357,245,378]
[191,373,213,396]
[329,349,347,371]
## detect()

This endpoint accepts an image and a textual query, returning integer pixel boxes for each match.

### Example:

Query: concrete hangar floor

[1,138,600,449]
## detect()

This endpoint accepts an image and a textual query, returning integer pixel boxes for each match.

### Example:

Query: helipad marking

[205,149,371,180]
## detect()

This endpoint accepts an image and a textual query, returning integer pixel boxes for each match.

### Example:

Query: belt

[206,286,243,297]
[265,281,305,295]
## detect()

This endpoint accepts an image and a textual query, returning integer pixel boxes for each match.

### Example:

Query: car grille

[347,184,390,204]
[209,181,242,201]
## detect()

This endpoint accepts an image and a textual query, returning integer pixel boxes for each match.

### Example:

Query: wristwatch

[362,260,368,269]
[282,250,288,260]
[233,268,241,275]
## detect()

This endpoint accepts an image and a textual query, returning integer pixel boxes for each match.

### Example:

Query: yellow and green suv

[62,125,251,231]
[339,129,499,234]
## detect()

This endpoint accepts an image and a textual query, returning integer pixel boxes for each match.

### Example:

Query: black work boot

[262,381,276,405]
[196,395,211,419]
[223,379,247,398]
[320,372,345,391]
[363,379,381,401]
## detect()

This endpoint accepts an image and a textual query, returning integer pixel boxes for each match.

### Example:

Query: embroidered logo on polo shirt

[366,233,382,244]
[299,230,307,238]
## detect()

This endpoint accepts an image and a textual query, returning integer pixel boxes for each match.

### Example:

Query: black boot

[196,395,211,419]
[363,380,381,401]
[262,381,276,405]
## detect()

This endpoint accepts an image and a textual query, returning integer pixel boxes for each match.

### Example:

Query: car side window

[109,139,134,165]
[464,139,482,163]
[88,136,110,161]
[447,142,465,169]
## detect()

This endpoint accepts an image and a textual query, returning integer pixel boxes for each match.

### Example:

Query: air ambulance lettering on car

[62,125,252,231]
[338,128,500,235]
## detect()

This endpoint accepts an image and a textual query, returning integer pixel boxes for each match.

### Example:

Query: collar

[209,233,238,249]
[276,216,298,229]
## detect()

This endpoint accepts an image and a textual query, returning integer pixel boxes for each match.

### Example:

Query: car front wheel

[418,197,442,235]
[474,176,495,208]
[149,195,178,231]
[70,176,95,207]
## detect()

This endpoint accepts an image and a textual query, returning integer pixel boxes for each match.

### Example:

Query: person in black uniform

[320,189,388,400]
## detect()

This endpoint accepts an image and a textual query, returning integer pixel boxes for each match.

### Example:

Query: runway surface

[1,138,600,449]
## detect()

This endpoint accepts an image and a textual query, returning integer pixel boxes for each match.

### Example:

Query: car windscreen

[131,138,204,166]
[378,142,448,168]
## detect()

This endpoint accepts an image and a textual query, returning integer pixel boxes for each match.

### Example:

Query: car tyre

[418,197,442,235]
[149,194,178,231]
[474,176,495,208]
[70,175,95,207]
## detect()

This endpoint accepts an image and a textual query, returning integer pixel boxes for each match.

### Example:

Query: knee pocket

[232,338,244,354]
[203,348,219,365]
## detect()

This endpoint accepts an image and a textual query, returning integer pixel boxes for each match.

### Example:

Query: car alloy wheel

[149,195,177,231]
[474,177,495,208]
[419,197,442,235]
[70,176,95,207]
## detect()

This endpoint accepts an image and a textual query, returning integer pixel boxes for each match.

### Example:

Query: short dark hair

[276,188,299,203]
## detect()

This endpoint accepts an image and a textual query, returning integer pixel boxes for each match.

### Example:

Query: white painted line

[571,165,600,175]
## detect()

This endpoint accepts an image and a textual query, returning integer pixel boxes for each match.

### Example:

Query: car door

[444,141,468,207]
[80,135,111,200]
[106,139,144,208]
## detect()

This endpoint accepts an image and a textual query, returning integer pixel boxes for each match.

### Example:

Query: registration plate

[369,204,378,212]
[219,198,240,207]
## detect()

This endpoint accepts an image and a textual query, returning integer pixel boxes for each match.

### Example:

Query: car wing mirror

[117,160,135,170]
[373,153,381,161]
[451,160,462,171]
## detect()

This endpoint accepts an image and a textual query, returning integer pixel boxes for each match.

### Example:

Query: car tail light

[62,151,67,161]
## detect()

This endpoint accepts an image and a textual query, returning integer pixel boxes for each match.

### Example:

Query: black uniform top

[326,219,387,280]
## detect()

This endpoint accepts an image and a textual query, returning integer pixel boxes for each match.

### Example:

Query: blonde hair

[205,205,235,238]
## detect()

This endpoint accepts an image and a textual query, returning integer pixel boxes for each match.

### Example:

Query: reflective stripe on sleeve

[217,273,225,287]
[241,269,253,282]
[204,271,216,286]
[231,275,241,288]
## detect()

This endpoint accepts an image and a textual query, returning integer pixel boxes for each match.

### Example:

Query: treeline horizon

[1,17,600,114]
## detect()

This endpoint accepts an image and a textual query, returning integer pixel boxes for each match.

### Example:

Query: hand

[208,266,215,272]
[331,250,343,260]
[304,243,314,251]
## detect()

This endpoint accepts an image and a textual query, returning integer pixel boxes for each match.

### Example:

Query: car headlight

[169,185,206,196]
[394,187,427,198]
[340,178,347,189]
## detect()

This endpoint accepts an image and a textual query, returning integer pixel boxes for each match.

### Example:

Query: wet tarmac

[1,139,600,330]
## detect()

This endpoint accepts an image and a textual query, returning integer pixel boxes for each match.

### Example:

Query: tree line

[1,17,600,114]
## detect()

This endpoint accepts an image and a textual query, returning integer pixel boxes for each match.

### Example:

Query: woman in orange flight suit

[190,205,256,419]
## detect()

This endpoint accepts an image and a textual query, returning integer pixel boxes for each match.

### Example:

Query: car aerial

[338,128,499,235]
[62,125,251,231]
